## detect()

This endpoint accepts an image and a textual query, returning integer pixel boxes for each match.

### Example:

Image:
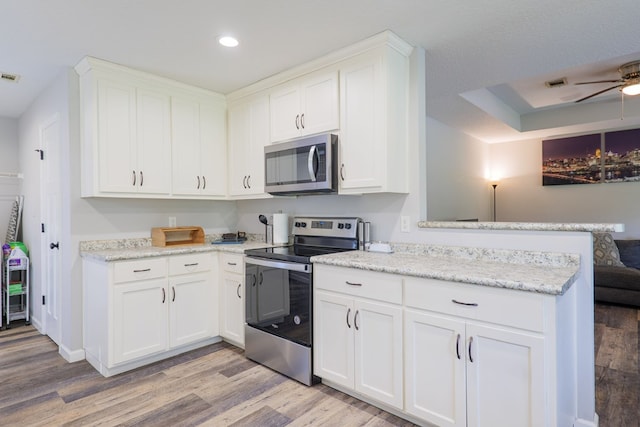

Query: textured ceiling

[2,0,640,142]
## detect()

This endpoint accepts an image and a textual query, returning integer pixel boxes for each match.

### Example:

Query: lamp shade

[622,82,640,96]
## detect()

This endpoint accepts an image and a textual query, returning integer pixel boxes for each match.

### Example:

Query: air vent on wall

[545,77,567,88]
[1,72,20,83]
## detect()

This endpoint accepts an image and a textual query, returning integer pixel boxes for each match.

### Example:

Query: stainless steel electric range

[243,216,360,385]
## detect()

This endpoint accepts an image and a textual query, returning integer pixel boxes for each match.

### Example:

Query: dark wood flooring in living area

[0,303,636,426]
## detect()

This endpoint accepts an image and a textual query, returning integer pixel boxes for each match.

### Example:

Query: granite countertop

[311,245,580,296]
[417,221,624,233]
[80,234,276,262]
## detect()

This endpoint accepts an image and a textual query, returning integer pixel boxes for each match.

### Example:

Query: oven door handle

[245,256,312,273]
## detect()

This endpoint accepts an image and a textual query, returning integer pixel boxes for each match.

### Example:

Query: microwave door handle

[307,145,317,182]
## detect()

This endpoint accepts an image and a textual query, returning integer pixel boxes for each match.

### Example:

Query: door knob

[50,242,59,250]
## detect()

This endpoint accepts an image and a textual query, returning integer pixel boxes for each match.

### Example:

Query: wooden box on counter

[151,226,205,247]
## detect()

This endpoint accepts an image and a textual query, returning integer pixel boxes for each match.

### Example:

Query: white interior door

[40,114,62,345]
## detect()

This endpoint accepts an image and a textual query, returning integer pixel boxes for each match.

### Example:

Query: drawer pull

[346,308,351,328]
[452,299,478,307]
[184,263,199,267]
[345,281,362,286]
[228,262,237,266]
[456,333,461,360]
[468,336,474,363]
[133,268,151,273]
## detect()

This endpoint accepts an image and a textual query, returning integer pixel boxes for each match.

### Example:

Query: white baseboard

[574,413,599,427]
[59,344,85,363]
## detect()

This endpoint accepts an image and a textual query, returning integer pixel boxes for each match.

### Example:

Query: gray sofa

[593,233,640,307]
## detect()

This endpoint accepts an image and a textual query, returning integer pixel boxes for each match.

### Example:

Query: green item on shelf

[9,282,23,295]
[9,241,28,257]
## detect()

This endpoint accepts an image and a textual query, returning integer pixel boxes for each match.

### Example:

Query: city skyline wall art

[542,128,640,186]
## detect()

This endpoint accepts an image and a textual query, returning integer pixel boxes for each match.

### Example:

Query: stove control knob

[295,222,301,227]
[338,223,344,229]
[300,222,307,228]
[345,223,352,230]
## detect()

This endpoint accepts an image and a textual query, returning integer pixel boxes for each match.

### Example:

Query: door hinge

[42,295,46,305]
[41,223,45,233]
[35,149,44,160]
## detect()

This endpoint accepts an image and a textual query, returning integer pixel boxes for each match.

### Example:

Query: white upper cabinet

[171,94,227,198]
[338,39,412,194]
[227,95,270,198]
[76,57,226,199]
[269,71,339,142]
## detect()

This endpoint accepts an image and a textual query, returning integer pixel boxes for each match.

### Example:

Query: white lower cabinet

[83,253,218,376]
[219,253,245,347]
[314,266,403,409]
[314,266,556,427]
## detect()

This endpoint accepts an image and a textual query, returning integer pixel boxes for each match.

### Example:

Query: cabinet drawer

[221,254,244,274]
[404,277,546,332]
[113,258,167,283]
[168,253,212,276]
[315,265,402,304]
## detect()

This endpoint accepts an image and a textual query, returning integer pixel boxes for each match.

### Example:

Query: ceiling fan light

[622,82,640,96]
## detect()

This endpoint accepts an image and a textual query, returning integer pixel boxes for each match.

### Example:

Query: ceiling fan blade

[575,84,623,103]
[574,79,624,85]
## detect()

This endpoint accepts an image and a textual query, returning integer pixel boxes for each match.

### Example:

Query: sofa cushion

[593,232,625,267]
[615,240,640,270]
[594,265,640,291]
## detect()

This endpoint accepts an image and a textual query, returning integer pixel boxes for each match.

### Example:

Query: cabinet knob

[50,242,59,250]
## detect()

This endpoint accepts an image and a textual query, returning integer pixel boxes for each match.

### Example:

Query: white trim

[0,172,23,179]
[58,345,85,363]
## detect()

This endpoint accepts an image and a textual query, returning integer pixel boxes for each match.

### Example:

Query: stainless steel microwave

[264,134,338,195]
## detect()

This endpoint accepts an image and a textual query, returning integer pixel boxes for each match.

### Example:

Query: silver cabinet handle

[197,175,201,189]
[242,176,247,189]
[247,175,251,188]
[227,262,237,266]
[346,308,351,328]
[452,299,478,307]
[140,171,143,187]
[340,164,345,181]
[184,263,199,267]
[132,170,136,186]
[346,281,362,286]
[161,288,165,304]
[236,283,241,299]
[202,176,206,190]
[456,334,461,360]
[468,336,474,363]
[295,114,300,130]
[354,310,360,331]
[172,286,176,302]
[300,113,305,129]
[133,268,151,273]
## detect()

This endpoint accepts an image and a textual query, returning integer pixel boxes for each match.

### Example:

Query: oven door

[245,257,313,347]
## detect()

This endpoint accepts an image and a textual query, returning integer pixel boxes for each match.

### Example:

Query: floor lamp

[491,182,498,222]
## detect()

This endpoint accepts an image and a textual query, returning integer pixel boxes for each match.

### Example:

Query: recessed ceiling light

[218,36,239,48]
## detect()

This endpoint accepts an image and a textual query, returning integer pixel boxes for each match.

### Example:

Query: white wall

[0,117,20,242]
[491,137,640,237]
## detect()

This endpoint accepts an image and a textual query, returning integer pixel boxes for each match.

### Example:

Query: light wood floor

[0,303,635,427]
[0,324,416,426]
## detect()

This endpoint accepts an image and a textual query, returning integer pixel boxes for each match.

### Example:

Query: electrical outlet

[400,216,410,232]
[169,216,177,227]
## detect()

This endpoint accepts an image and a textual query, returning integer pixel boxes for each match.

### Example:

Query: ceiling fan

[574,60,640,103]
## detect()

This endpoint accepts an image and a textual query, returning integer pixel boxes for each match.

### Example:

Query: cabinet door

[300,72,339,136]
[199,100,227,197]
[270,85,301,142]
[405,309,466,427]
[465,322,545,427]
[97,79,137,193]
[112,279,168,364]
[136,87,171,194]
[169,272,215,348]
[339,55,384,192]
[354,299,403,409]
[313,290,354,389]
[220,272,244,346]
[228,96,269,196]
[171,96,202,195]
